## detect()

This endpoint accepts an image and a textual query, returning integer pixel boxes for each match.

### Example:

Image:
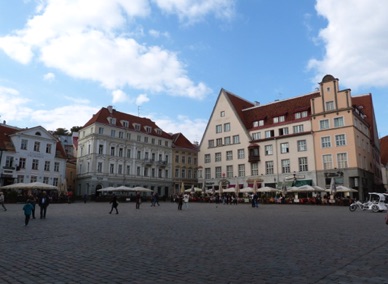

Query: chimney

[254,101,260,106]
[107,105,113,114]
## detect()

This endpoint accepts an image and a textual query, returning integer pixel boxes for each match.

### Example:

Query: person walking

[109,194,119,214]
[177,194,183,210]
[183,193,189,209]
[23,199,34,226]
[154,192,160,206]
[29,195,37,219]
[38,191,50,219]
[135,192,141,209]
[0,192,7,211]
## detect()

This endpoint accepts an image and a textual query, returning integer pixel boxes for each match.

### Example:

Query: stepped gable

[380,136,388,165]
[83,106,172,139]
[242,92,320,131]
[171,133,197,150]
[0,124,19,151]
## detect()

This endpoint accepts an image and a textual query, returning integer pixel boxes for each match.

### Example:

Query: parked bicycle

[349,201,366,212]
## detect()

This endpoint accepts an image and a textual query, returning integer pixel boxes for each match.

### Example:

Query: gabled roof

[0,124,20,151]
[82,106,172,139]
[171,133,198,151]
[352,94,377,145]
[242,92,320,131]
[380,136,388,165]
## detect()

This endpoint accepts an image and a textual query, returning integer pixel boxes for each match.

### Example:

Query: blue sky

[0,0,387,143]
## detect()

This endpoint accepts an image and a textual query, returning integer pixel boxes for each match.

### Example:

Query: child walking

[23,199,34,226]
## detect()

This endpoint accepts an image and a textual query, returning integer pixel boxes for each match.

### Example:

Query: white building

[0,124,67,187]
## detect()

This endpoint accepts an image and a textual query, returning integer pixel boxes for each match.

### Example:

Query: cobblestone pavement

[0,201,387,284]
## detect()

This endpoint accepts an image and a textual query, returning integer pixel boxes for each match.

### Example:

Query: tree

[53,128,70,135]
[70,126,83,134]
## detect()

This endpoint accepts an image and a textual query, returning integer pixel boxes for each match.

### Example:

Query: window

[118,164,123,175]
[337,153,348,168]
[280,143,289,154]
[204,154,211,163]
[175,168,179,178]
[21,139,28,150]
[119,131,123,138]
[137,167,141,176]
[293,125,304,133]
[273,116,285,123]
[97,162,102,173]
[44,161,50,171]
[265,145,273,155]
[205,168,211,179]
[238,164,245,177]
[224,123,230,132]
[54,162,59,172]
[208,140,214,148]
[110,164,114,174]
[5,156,13,168]
[32,159,39,170]
[226,151,233,161]
[265,130,274,138]
[252,132,261,140]
[215,167,222,178]
[31,176,37,183]
[299,157,308,171]
[119,148,123,157]
[335,134,346,146]
[43,177,49,184]
[279,127,289,136]
[127,149,131,158]
[265,161,274,175]
[46,144,52,154]
[237,149,245,159]
[98,145,104,154]
[259,120,264,126]
[295,111,308,119]
[325,101,335,111]
[220,111,225,117]
[215,152,221,162]
[216,124,222,133]
[226,165,233,178]
[34,142,40,152]
[110,147,115,156]
[19,158,26,169]
[126,165,130,175]
[111,130,115,137]
[320,119,329,130]
[144,137,148,143]
[224,136,231,145]
[253,121,259,127]
[334,117,344,128]
[281,159,290,173]
[251,163,258,176]
[297,140,307,151]
[216,138,223,146]
[323,154,333,170]
[98,127,104,134]
[233,135,240,144]
[321,136,331,148]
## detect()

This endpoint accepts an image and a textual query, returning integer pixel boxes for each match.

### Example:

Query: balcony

[248,144,260,163]
[157,161,167,167]
[1,166,16,178]
[143,159,154,166]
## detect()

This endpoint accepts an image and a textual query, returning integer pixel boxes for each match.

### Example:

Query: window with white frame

[205,168,211,179]
[298,157,308,172]
[224,136,231,145]
[44,161,50,171]
[320,119,329,130]
[220,111,225,117]
[293,125,304,133]
[215,152,222,162]
[251,163,259,176]
[109,164,114,174]
[279,127,289,136]
[216,138,222,146]
[259,120,264,126]
[233,135,240,144]
[337,153,348,168]
[204,154,211,163]
[335,134,346,146]
[297,140,307,151]
[224,123,230,132]
[46,144,52,154]
[208,140,214,148]
[32,159,39,170]
[226,151,233,161]
[321,136,331,148]
[215,167,222,178]
[238,164,245,177]
[265,161,274,175]
[54,162,59,172]
[322,154,333,170]
[281,159,290,173]
[43,177,49,184]
[334,117,344,127]
[111,130,115,137]
[118,164,123,175]
[34,142,40,152]
[325,101,335,111]
[265,145,273,155]
[216,124,222,133]
[253,121,259,127]
[19,158,26,169]
[98,127,104,134]
[252,132,261,140]
[21,139,28,150]
[226,165,233,178]
[265,130,274,138]
[280,142,289,154]
[30,175,37,183]
[237,149,245,159]
[97,162,102,173]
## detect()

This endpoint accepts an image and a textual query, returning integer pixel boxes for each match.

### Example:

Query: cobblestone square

[0,201,387,283]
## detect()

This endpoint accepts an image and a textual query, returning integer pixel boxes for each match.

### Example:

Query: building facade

[198,75,382,198]
[0,124,67,188]
[76,106,173,197]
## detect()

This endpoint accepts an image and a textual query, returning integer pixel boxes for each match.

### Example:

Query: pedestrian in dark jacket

[38,191,50,219]
[109,194,119,214]
[135,192,141,209]
[23,199,34,226]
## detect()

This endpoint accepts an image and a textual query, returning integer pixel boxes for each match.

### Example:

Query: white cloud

[0,0,213,100]
[154,114,206,143]
[308,0,388,89]
[0,86,33,122]
[154,0,236,24]
[136,93,150,105]
[43,72,55,81]
[112,89,129,103]
[148,29,170,38]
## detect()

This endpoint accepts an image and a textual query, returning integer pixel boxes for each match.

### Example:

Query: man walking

[38,191,50,219]
[0,192,6,211]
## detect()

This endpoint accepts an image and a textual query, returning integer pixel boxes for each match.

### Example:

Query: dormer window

[108,117,116,125]
[133,123,141,131]
[253,121,258,127]
[145,126,152,133]
[155,129,162,135]
[121,120,129,128]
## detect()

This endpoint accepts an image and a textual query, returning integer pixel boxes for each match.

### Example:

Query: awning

[294,180,312,187]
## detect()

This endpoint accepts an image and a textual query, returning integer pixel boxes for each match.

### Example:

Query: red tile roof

[352,94,376,144]
[82,107,172,139]
[171,133,198,150]
[0,124,19,151]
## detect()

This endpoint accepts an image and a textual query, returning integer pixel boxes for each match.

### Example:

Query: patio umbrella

[114,185,133,192]
[332,185,358,193]
[256,186,277,193]
[240,187,253,193]
[282,179,287,196]
[252,180,258,194]
[97,187,116,192]
[1,182,58,190]
[235,178,240,197]
[219,180,223,196]
[223,188,236,193]
[180,182,185,194]
[132,186,152,192]
[330,178,336,194]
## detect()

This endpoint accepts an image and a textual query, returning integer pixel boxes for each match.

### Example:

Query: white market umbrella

[256,186,277,193]
[240,187,253,193]
[1,182,58,190]
[132,186,153,192]
[97,187,116,192]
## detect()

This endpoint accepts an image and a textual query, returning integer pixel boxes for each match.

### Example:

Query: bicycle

[349,201,366,212]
